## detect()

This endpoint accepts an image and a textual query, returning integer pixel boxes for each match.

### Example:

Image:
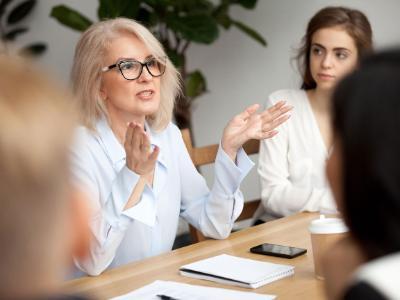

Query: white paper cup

[309,215,348,280]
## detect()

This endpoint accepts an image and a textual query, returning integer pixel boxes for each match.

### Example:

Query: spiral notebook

[179,254,294,289]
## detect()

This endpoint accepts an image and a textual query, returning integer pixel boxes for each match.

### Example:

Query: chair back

[181,128,261,243]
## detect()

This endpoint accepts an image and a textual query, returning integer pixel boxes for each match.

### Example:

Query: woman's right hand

[124,122,159,175]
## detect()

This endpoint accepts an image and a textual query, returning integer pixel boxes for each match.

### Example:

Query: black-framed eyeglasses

[102,56,166,80]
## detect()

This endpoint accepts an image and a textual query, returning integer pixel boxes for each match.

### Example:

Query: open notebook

[179,254,294,289]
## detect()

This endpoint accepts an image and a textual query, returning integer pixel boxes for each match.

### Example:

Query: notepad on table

[111,280,276,300]
[179,253,294,289]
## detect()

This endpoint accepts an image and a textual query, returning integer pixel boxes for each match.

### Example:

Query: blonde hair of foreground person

[71,17,181,132]
[0,55,89,298]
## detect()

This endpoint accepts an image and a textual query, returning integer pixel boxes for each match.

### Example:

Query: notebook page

[111,280,276,300]
[180,254,294,285]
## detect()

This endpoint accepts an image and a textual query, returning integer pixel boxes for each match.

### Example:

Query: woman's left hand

[221,101,291,161]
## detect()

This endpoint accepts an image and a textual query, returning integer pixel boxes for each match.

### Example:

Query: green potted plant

[50,0,266,131]
[0,0,46,56]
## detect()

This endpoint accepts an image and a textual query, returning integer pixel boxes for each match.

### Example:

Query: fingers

[132,125,154,159]
[124,122,158,175]
[268,100,286,112]
[260,129,279,139]
[132,124,143,151]
[238,103,260,121]
[125,122,134,148]
[148,145,159,163]
[261,101,285,120]
[140,131,151,154]
[261,100,292,122]
[262,114,291,132]
[270,100,290,112]
[245,108,291,141]
[272,114,291,128]
[223,101,291,145]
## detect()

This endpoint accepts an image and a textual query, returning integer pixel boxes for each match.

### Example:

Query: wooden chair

[181,129,261,243]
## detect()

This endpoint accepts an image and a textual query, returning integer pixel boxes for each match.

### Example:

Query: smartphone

[250,243,307,259]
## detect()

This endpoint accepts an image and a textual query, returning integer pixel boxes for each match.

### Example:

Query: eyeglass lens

[119,58,166,80]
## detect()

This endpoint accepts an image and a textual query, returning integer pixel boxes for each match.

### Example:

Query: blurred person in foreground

[0,55,90,299]
[324,49,400,299]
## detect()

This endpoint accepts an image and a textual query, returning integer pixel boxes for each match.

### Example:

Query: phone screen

[250,243,307,258]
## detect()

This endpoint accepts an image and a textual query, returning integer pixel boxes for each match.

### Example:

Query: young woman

[70,18,291,276]
[257,6,373,219]
[323,49,400,300]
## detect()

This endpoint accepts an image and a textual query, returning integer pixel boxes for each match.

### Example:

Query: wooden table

[64,212,326,299]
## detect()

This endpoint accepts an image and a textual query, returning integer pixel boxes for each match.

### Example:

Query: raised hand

[221,101,291,161]
[124,122,159,176]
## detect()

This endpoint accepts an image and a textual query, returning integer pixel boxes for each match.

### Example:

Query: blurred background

[9,0,400,235]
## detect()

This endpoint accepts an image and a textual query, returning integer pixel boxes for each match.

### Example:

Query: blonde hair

[0,55,77,296]
[71,18,181,131]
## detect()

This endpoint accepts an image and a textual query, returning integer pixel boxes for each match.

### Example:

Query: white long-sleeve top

[71,117,253,276]
[257,89,336,218]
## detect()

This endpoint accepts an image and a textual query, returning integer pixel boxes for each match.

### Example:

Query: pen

[157,294,180,300]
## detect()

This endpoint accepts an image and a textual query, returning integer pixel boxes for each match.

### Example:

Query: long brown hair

[296,6,373,90]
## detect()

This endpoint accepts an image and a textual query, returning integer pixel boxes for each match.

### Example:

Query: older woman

[71,18,290,276]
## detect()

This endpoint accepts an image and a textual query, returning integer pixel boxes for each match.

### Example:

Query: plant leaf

[216,13,231,29]
[185,70,207,99]
[166,13,219,44]
[142,0,163,7]
[50,5,92,32]
[166,49,184,68]
[213,5,231,29]
[231,20,266,46]
[7,0,36,24]
[4,27,27,40]
[119,0,141,19]
[135,7,156,27]
[19,42,46,56]
[143,0,168,23]
[164,0,214,14]
[98,0,140,19]
[97,0,113,19]
[0,0,14,18]
[232,0,257,9]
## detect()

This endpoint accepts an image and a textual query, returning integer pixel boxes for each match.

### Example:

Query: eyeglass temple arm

[102,64,117,72]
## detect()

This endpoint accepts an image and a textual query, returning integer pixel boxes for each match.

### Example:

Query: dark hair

[332,49,400,260]
[296,6,373,90]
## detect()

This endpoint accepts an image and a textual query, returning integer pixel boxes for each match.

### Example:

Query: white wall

[15,0,400,202]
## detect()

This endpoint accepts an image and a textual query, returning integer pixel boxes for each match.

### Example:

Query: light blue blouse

[71,118,253,276]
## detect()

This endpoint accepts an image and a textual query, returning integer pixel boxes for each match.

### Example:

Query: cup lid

[308,215,348,234]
